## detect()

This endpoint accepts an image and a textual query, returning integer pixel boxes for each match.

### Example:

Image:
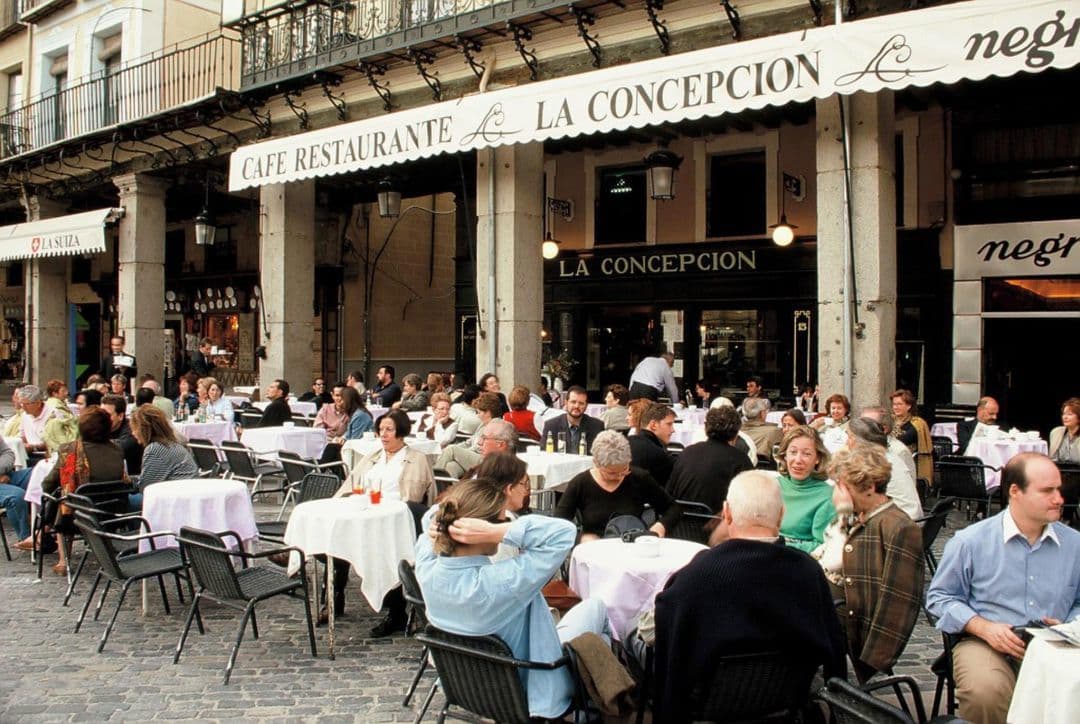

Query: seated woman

[781,408,807,434]
[889,388,933,485]
[417,392,458,448]
[203,378,235,423]
[41,407,127,575]
[129,405,200,493]
[1050,397,1080,464]
[337,386,373,442]
[810,393,851,432]
[828,445,923,684]
[175,372,200,415]
[393,373,429,412]
[314,383,350,439]
[45,379,73,417]
[626,399,653,437]
[554,430,681,541]
[503,385,540,441]
[776,425,836,553]
[416,478,609,720]
[335,409,435,635]
[600,384,630,431]
[479,372,510,418]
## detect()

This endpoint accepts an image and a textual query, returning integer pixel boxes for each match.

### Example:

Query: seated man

[541,386,603,454]
[667,406,752,514]
[957,396,1003,455]
[628,403,676,487]
[926,452,1080,724]
[646,470,846,722]
[415,478,608,720]
[740,396,783,459]
[436,419,517,480]
[259,379,293,427]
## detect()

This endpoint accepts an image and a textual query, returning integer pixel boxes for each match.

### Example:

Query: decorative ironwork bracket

[321,79,348,120]
[456,35,485,79]
[176,121,219,158]
[719,0,741,40]
[200,109,244,148]
[408,48,442,102]
[58,147,104,186]
[220,98,272,138]
[507,22,539,81]
[132,130,179,168]
[283,88,310,130]
[360,61,393,112]
[569,6,602,67]
[644,0,671,55]
[156,126,198,163]
[808,0,823,26]
[82,142,112,169]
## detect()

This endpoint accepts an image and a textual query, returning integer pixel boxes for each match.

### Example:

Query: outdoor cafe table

[172,419,237,447]
[964,437,1048,489]
[139,478,258,553]
[669,423,702,447]
[284,496,416,658]
[518,450,594,491]
[1007,628,1080,724]
[3,436,28,469]
[340,436,442,471]
[568,537,707,639]
[241,426,327,461]
[254,399,318,417]
[931,422,959,448]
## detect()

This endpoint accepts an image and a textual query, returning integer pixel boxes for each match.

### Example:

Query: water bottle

[578,435,587,456]
[545,433,554,453]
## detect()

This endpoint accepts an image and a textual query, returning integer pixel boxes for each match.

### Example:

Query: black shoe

[316,605,345,627]
[369,615,407,638]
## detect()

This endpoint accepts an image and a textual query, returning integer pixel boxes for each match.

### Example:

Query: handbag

[542,579,582,613]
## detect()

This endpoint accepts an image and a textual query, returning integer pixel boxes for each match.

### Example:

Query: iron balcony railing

[0,32,240,160]
[1,0,24,35]
[237,0,503,86]
[17,0,73,23]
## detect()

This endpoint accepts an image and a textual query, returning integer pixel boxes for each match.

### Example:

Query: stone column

[259,180,315,388]
[815,91,897,409]
[115,173,168,383]
[22,196,69,385]
[475,143,544,390]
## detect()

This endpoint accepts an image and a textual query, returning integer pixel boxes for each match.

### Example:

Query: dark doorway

[586,306,660,394]
[983,317,1075,436]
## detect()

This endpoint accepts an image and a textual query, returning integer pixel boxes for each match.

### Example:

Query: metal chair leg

[223,603,255,685]
[173,572,186,604]
[157,574,171,614]
[174,593,203,664]
[301,574,317,657]
[63,550,90,607]
[403,647,429,706]
[93,579,112,621]
[249,608,259,640]
[98,580,132,652]
[0,512,11,561]
[75,571,102,633]
[413,680,439,724]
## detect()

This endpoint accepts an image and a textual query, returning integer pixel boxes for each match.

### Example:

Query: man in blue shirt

[926,452,1080,724]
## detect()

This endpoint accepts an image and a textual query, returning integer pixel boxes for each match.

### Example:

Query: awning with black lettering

[0,208,124,263]
[229,0,1079,191]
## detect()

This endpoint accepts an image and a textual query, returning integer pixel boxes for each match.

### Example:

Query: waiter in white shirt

[628,351,679,402]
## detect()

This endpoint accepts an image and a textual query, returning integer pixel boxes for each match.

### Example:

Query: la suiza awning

[229,0,1080,191]
[0,208,124,263]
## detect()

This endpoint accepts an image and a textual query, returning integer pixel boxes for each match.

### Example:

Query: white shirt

[364,446,407,501]
[21,404,56,445]
[629,356,679,402]
[885,448,923,520]
[887,437,917,481]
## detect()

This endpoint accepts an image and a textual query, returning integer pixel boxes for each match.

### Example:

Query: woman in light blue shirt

[204,379,235,423]
[340,386,373,441]
[415,479,608,719]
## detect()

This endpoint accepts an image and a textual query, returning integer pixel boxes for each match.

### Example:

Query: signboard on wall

[237,313,255,371]
[954,219,1080,280]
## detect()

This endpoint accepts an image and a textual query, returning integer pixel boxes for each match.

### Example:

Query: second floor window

[707,151,766,238]
[595,165,647,245]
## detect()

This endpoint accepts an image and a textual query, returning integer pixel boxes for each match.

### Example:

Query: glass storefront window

[203,314,240,369]
[984,277,1080,312]
[586,306,658,393]
[698,309,780,396]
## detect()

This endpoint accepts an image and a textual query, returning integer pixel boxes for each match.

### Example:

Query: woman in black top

[555,430,681,541]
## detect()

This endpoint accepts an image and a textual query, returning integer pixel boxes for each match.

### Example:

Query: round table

[672,407,707,426]
[284,496,416,657]
[139,478,258,553]
[1007,629,1080,724]
[340,436,442,470]
[965,437,1048,490]
[669,424,702,447]
[254,399,318,417]
[569,537,707,639]
[172,420,237,447]
[517,450,594,491]
[241,426,327,460]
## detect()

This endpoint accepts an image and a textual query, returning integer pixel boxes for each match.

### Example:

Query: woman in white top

[417,392,459,448]
[203,379,235,423]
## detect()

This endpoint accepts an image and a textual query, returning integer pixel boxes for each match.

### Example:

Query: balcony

[17,0,73,23]
[0,32,240,161]
[0,0,25,39]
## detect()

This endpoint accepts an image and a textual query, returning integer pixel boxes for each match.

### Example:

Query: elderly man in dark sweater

[649,470,846,722]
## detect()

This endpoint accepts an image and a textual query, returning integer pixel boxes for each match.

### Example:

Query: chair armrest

[100,514,152,532]
[98,528,178,546]
[415,632,571,670]
[861,674,927,724]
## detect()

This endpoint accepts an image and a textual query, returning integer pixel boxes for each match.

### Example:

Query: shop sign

[555,248,757,279]
[0,208,121,263]
[230,0,1079,191]
[955,219,1080,280]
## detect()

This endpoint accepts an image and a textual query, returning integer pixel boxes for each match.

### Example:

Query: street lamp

[644,148,683,200]
[194,175,216,246]
[769,172,804,247]
[377,178,401,218]
[541,232,561,260]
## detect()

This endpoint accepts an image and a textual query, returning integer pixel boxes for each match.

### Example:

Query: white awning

[0,208,124,262]
[229,0,1080,191]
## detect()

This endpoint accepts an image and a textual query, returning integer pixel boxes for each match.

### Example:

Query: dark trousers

[628,382,659,402]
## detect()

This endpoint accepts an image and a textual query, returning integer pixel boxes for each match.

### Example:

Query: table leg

[326,555,336,660]
[142,579,148,615]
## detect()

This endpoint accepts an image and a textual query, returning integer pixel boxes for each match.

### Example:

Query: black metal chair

[685,651,817,722]
[174,526,317,684]
[239,410,264,429]
[934,455,999,519]
[275,451,347,518]
[398,560,437,718]
[290,415,313,427]
[0,508,11,561]
[931,435,956,458]
[59,490,143,606]
[220,440,288,502]
[913,496,956,575]
[1057,462,1080,527]
[755,456,778,471]
[930,632,960,718]
[186,438,224,478]
[415,624,585,724]
[667,500,716,544]
[815,677,917,723]
[72,513,191,653]
[432,468,457,497]
[666,442,685,455]
[255,472,341,543]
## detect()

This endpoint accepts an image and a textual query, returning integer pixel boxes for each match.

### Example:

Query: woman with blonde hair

[776,425,835,553]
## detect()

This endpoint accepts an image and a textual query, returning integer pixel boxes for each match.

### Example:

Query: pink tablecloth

[965,437,1048,489]
[569,537,706,639]
[172,420,237,447]
[139,478,257,552]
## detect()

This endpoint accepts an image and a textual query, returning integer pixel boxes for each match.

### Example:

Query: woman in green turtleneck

[775,425,835,552]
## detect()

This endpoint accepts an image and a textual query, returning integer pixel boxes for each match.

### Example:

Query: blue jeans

[556,598,611,645]
[0,468,33,540]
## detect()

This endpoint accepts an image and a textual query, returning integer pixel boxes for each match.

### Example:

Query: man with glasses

[299,377,333,410]
[437,419,519,480]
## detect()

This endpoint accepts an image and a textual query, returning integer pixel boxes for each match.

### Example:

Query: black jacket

[190,350,214,377]
[628,430,674,488]
[101,353,138,381]
[541,414,605,454]
[298,391,334,410]
[666,438,753,512]
[259,398,293,427]
[110,420,144,475]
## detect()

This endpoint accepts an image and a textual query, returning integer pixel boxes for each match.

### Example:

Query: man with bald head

[927,453,1080,723]
[957,396,1003,455]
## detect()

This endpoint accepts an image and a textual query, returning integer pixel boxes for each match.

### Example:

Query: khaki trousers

[952,637,1017,724]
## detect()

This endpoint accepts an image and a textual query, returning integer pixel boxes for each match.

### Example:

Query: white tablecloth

[284,497,416,610]
[232,386,258,396]
[585,404,606,419]
[517,450,594,491]
[965,437,1048,490]
[22,455,57,506]
[172,420,237,447]
[672,407,707,426]
[241,426,327,460]
[569,537,707,639]
[3,436,27,469]
[139,478,258,552]
[669,424,702,447]
[340,436,442,471]
[931,422,959,447]
[254,400,318,417]
[1007,630,1080,724]
[821,425,850,454]
[224,395,251,407]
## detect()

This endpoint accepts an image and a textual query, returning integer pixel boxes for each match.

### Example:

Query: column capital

[113,172,169,200]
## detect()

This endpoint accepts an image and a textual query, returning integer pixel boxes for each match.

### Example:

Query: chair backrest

[514,438,540,454]
[689,651,816,721]
[755,456,778,471]
[814,677,916,724]
[919,497,956,555]
[73,514,126,581]
[277,450,311,484]
[1057,462,1080,508]
[666,441,685,455]
[177,526,246,601]
[417,626,533,724]
[398,559,427,620]
[604,514,648,538]
[931,435,956,458]
[74,480,135,519]
[433,468,457,496]
[239,410,264,429]
[935,455,991,498]
[298,472,341,504]
[220,440,259,480]
[187,438,222,476]
[668,500,715,544]
[290,415,313,427]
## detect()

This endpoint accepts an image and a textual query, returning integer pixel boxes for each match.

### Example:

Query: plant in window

[542,351,577,382]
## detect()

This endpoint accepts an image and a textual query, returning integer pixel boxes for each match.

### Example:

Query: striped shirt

[139,442,200,488]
